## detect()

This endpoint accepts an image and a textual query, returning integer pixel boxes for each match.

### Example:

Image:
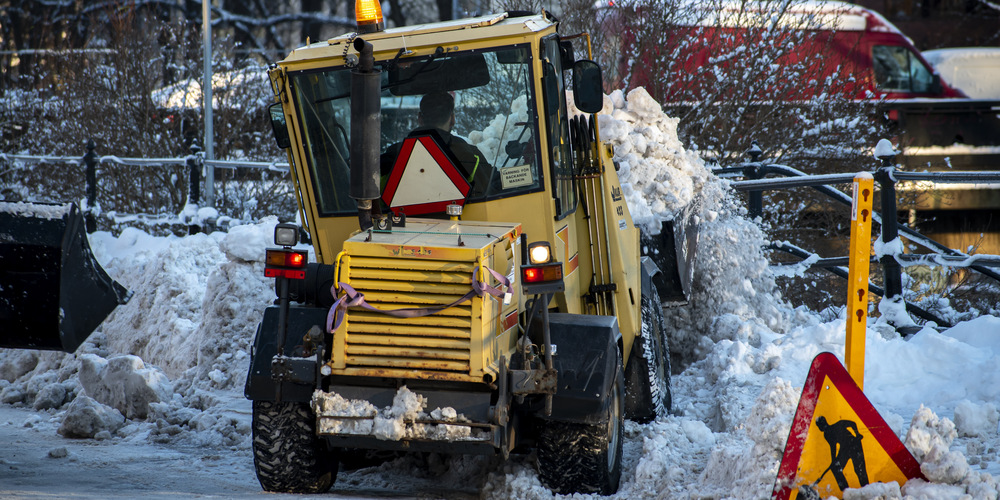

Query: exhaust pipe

[350,38,381,231]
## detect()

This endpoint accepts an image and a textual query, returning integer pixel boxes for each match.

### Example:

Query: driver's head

[419,91,455,131]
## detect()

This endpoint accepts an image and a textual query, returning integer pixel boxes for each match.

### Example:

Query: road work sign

[771,352,923,500]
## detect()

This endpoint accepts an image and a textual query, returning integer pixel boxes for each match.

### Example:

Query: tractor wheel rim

[607,381,621,473]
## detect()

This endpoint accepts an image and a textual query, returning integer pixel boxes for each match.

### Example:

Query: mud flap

[0,202,130,352]
[541,313,621,425]
[245,305,326,402]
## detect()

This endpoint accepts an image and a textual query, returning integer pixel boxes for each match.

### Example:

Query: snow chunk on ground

[78,354,172,420]
[33,382,68,410]
[58,395,125,438]
[843,481,901,499]
[954,400,999,438]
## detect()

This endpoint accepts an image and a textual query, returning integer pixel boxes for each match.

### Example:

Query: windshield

[872,45,936,94]
[290,45,540,217]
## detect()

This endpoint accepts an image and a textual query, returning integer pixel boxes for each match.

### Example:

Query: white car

[923,47,1000,99]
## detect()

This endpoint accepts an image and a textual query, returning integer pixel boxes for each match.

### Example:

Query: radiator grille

[343,256,478,376]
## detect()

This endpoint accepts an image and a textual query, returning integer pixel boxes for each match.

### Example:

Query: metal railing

[718,143,1000,331]
[1,140,289,234]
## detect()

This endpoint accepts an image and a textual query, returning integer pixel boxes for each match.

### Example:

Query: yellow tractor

[246,6,695,495]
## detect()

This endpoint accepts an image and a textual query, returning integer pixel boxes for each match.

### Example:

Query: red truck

[606,0,967,102]
[602,0,999,209]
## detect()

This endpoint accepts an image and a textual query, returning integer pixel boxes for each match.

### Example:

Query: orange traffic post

[845,173,874,389]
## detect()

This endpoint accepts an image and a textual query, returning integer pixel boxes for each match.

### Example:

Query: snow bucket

[641,206,698,304]
[0,201,130,352]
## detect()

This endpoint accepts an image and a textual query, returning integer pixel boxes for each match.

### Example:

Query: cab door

[539,35,584,314]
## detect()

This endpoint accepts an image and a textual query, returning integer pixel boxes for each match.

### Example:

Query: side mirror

[572,60,604,114]
[269,103,291,149]
[930,72,943,95]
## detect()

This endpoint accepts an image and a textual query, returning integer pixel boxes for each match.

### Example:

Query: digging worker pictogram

[815,416,870,490]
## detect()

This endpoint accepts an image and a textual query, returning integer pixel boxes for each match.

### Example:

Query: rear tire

[537,353,624,495]
[624,285,672,422]
[252,400,336,493]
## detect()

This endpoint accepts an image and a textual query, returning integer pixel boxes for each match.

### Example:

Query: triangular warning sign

[381,131,471,216]
[772,352,924,500]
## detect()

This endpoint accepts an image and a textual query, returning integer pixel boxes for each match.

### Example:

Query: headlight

[528,241,552,264]
[274,223,299,247]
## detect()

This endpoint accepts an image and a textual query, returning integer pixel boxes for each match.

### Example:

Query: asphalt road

[0,405,482,500]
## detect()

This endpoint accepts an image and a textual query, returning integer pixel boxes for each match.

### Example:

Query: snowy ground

[2,88,999,499]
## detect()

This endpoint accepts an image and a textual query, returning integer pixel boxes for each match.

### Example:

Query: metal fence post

[83,139,98,233]
[874,151,903,307]
[744,141,763,218]
[187,144,202,235]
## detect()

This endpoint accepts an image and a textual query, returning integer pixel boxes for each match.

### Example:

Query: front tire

[624,284,672,422]
[252,400,336,493]
[537,354,625,495]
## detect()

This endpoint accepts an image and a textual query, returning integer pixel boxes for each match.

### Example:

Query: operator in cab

[380,91,493,198]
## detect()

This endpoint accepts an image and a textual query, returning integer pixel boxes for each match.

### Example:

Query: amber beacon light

[356,0,385,33]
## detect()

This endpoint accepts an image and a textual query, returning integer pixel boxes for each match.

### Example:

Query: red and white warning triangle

[772,352,924,499]
[382,133,470,215]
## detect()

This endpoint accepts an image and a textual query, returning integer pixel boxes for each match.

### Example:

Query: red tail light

[264,249,308,279]
[522,263,563,283]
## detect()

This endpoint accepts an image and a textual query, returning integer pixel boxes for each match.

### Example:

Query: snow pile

[599,87,795,363]
[696,378,798,498]
[0,219,278,449]
[903,406,1000,498]
[954,400,999,438]
[598,87,710,232]
[93,230,229,378]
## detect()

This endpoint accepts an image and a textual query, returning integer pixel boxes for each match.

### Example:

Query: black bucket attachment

[0,201,131,352]
[640,205,699,304]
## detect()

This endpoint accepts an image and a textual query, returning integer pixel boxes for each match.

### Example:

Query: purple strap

[326,266,511,333]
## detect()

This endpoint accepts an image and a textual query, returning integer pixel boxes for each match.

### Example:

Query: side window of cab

[872,45,936,93]
[541,36,577,219]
